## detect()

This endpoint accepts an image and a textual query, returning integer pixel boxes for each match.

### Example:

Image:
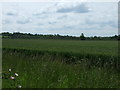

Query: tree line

[0,32,119,40]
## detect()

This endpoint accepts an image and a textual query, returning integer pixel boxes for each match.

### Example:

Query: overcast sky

[2,2,118,37]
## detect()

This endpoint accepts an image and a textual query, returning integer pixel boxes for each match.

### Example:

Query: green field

[2,39,120,88]
[2,39,118,56]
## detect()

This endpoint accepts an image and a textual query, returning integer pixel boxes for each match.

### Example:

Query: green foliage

[80,33,85,40]
[2,48,119,71]
[1,32,119,40]
[2,39,119,88]
[2,69,21,88]
[2,50,120,88]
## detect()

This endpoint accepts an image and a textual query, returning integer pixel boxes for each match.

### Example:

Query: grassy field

[2,39,118,56]
[2,39,120,88]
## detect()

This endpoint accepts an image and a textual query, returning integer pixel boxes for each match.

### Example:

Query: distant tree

[93,36,98,40]
[110,35,118,40]
[80,33,85,40]
[94,36,97,38]
[1,32,119,40]
[98,36,102,40]
[118,35,120,40]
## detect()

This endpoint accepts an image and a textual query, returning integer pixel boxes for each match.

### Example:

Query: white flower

[8,69,11,72]
[15,73,19,77]
[17,85,22,88]
[10,76,15,80]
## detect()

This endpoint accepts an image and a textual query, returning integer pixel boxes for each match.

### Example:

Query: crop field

[2,39,120,88]
[2,39,118,56]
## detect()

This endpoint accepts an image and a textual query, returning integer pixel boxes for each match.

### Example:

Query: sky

[1,1,118,37]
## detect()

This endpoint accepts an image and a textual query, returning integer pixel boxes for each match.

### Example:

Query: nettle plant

[2,68,22,88]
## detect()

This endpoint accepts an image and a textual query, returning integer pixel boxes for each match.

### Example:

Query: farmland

[2,39,118,56]
[2,39,120,88]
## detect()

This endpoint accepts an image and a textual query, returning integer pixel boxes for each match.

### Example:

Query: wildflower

[15,73,19,77]
[17,85,22,88]
[10,76,15,80]
[8,69,11,72]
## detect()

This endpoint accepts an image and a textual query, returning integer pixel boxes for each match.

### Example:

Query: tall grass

[2,49,120,88]
[2,48,119,71]
[2,39,119,88]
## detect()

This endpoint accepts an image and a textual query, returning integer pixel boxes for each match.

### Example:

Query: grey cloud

[86,19,117,28]
[79,26,101,31]
[33,11,52,16]
[107,21,117,28]
[57,3,90,13]
[16,18,31,24]
[64,26,74,29]
[33,13,47,18]
[2,19,13,24]
[57,15,68,19]
[37,23,43,26]
[33,13,43,16]
[6,12,17,16]
[48,21,57,24]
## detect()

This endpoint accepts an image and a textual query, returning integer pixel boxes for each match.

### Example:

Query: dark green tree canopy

[1,32,119,40]
[80,33,85,40]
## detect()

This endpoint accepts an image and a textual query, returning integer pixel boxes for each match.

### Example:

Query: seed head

[8,69,11,72]
[15,73,19,77]
[17,85,22,88]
